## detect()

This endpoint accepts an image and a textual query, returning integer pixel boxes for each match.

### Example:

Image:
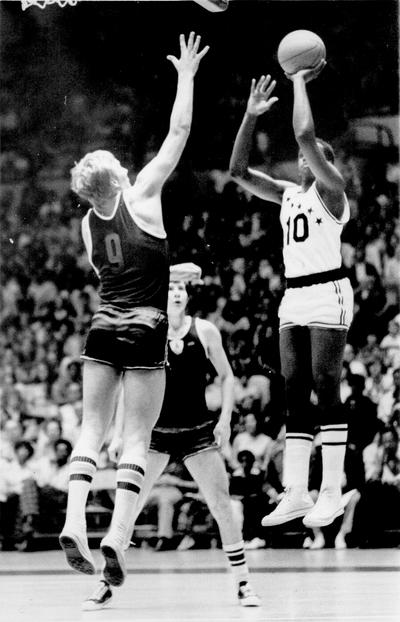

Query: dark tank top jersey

[155,319,215,429]
[88,195,169,310]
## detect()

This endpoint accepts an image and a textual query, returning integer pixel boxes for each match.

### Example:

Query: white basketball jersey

[280,182,349,278]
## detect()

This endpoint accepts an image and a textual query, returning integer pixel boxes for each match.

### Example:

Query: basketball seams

[280,43,321,66]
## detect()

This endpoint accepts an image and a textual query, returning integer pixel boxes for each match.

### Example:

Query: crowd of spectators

[1,22,399,551]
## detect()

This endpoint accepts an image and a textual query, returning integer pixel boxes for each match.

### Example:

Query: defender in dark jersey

[59,34,209,587]
[82,264,261,610]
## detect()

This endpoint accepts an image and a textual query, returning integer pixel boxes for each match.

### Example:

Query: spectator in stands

[0,440,39,551]
[34,418,63,460]
[364,360,392,406]
[375,288,400,339]
[347,244,379,291]
[352,271,387,347]
[382,245,400,291]
[378,367,400,425]
[0,419,24,461]
[359,426,400,546]
[343,344,367,377]
[229,413,273,471]
[0,386,25,422]
[380,318,400,370]
[360,334,383,367]
[344,374,379,451]
[35,438,73,534]
[50,357,82,405]
[230,450,268,550]
[141,461,198,551]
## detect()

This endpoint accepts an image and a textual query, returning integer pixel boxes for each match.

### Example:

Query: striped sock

[223,541,249,584]
[283,433,314,492]
[64,450,98,532]
[320,424,348,492]
[108,458,146,546]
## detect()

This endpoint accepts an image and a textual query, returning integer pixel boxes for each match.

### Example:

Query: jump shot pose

[229,63,353,529]
[59,33,209,586]
[83,264,260,610]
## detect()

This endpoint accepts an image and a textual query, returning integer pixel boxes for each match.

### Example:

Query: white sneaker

[100,536,126,587]
[238,582,261,607]
[334,532,347,549]
[309,532,325,549]
[59,529,96,575]
[82,580,113,611]
[261,490,314,526]
[244,537,266,550]
[303,488,344,528]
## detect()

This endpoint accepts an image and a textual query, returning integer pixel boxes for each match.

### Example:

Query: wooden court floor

[0,547,399,622]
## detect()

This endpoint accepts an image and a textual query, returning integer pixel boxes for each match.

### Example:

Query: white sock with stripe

[223,541,249,584]
[320,424,348,492]
[64,449,98,533]
[283,433,314,493]
[107,457,146,547]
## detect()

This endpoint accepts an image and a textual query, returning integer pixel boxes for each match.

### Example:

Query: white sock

[320,424,348,492]
[223,541,249,584]
[283,433,313,493]
[108,457,146,547]
[64,449,98,533]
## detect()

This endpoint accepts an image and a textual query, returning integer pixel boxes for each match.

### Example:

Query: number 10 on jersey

[286,213,309,245]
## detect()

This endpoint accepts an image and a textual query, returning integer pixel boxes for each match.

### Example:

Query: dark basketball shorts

[82,305,168,371]
[149,420,219,462]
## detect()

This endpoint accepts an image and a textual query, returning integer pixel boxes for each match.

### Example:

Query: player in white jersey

[229,62,353,528]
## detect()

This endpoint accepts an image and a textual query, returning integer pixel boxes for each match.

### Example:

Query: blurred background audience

[0,1,399,551]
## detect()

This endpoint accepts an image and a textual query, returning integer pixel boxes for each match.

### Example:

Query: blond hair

[71,150,125,204]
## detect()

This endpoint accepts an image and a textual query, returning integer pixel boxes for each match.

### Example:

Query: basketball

[277,30,326,75]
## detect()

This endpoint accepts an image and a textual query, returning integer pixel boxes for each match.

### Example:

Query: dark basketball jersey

[85,195,169,310]
[155,319,215,429]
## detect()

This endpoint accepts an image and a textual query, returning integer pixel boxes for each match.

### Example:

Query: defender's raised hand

[246,75,279,117]
[167,32,210,76]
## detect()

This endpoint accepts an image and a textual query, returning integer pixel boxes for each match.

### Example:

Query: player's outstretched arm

[229,75,294,204]
[288,62,345,197]
[134,33,209,197]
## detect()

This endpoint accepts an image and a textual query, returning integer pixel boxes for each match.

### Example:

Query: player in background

[229,64,354,529]
[82,264,260,610]
[59,34,209,587]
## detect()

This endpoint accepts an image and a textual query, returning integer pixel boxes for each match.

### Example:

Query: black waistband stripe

[286,266,347,289]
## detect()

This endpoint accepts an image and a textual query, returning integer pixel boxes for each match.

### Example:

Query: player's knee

[285,375,308,403]
[313,369,339,405]
[123,428,152,453]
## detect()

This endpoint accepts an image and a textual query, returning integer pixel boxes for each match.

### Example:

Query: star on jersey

[307,208,313,214]
[316,218,323,225]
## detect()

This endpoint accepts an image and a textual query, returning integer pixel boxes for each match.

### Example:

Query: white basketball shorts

[279,277,354,331]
